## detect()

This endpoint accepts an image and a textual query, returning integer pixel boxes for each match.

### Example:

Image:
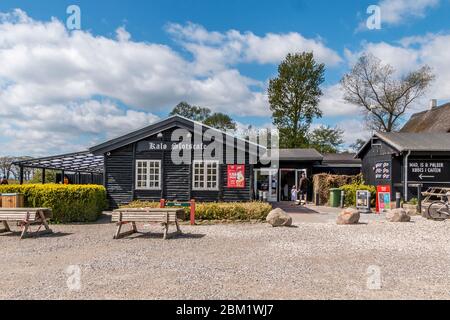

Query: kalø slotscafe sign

[227,165,245,188]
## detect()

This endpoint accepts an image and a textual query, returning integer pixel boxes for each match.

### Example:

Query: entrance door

[279,169,308,201]
[254,169,278,202]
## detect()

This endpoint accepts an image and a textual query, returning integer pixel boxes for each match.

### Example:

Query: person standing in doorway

[299,172,309,205]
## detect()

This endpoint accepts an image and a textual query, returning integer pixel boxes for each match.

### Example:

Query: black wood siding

[104,125,254,207]
[105,145,134,208]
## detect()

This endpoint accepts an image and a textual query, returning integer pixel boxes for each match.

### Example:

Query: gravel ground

[1,212,450,300]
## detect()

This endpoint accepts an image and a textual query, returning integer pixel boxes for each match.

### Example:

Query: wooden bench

[111,208,185,240]
[0,208,53,239]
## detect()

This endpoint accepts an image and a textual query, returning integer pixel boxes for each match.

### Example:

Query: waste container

[329,188,341,208]
[1,193,25,208]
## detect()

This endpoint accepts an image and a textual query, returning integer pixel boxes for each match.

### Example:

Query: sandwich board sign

[356,190,371,214]
[376,185,391,213]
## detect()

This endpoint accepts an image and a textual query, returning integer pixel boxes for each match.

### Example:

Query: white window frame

[192,160,219,191]
[135,160,162,190]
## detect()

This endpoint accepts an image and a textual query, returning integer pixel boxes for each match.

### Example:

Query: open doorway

[280,169,308,202]
[280,170,295,201]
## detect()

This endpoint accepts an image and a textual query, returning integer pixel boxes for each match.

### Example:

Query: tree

[203,113,236,132]
[309,125,344,153]
[341,53,435,132]
[169,102,236,131]
[0,156,15,179]
[170,102,211,122]
[349,138,367,152]
[269,52,325,148]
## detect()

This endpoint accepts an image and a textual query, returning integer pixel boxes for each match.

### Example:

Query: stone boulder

[337,208,360,225]
[386,208,411,222]
[266,208,292,227]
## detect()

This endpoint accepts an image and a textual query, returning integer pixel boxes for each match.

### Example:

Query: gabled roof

[89,115,262,155]
[356,132,450,158]
[401,103,450,133]
[261,149,323,161]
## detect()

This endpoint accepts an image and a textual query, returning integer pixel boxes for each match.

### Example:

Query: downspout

[404,150,411,202]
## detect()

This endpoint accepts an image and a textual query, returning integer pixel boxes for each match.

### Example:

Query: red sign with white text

[227,165,245,188]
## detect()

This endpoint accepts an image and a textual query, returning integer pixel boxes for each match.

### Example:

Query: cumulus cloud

[167,22,343,68]
[0,10,343,155]
[346,32,450,114]
[378,0,440,25]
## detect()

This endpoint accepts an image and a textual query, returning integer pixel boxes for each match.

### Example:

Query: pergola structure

[13,151,104,185]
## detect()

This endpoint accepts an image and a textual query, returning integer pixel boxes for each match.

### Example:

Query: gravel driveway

[1,213,450,300]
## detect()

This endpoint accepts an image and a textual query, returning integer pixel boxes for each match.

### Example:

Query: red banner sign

[227,165,245,188]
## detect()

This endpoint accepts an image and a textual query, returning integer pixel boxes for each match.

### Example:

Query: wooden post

[190,199,196,225]
[41,168,46,184]
[19,166,24,185]
[160,199,165,208]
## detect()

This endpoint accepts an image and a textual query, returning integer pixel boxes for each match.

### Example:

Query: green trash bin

[329,188,342,207]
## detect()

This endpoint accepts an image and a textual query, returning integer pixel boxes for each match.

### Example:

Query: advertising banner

[227,165,245,188]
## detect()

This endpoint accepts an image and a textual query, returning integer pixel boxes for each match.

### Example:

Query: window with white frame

[193,161,219,190]
[136,160,161,190]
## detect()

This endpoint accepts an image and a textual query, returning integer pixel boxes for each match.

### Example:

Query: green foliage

[340,184,376,207]
[122,201,272,221]
[203,112,236,131]
[170,102,236,131]
[407,198,418,205]
[309,125,344,153]
[269,52,325,148]
[0,184,107,223]
[29,169,58,184]
[170,101,211,122]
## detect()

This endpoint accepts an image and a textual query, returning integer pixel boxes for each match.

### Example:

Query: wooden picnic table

[111,208,185,240]
[0,208,53,239]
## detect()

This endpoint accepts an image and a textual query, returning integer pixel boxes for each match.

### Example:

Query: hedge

[313,173,363,205]
[340,184,376,207]
[0,184,107,223]
[122,201,272,221]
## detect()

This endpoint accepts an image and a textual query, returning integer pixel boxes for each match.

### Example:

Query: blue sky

[1,0,450,156]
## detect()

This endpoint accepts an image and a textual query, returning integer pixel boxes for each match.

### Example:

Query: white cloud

[0,10,344,155]
[167,22,343,68]
[319,84,360,117]
[378,0,440,25]
[347,32,450,112]
[0,100,160,156]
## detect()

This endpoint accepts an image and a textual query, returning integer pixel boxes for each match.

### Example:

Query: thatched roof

[401,103,450,133]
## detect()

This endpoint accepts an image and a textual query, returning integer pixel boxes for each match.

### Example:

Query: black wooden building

[89,116,260,208]
[356,132,450,201]
[15,116,361,208]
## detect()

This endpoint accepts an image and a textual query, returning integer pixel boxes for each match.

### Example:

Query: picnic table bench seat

[0,208,53,239]
[111,208,185,240]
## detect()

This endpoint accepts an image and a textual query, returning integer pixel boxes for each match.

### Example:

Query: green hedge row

[122,201,273,221]
[0,184,107,223]
[340,184,376,207]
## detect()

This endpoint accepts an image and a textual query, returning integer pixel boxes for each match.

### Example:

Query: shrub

[122,201,272,221]
[340,184,376,207]
[0,184,107,223]
[313,173,363,205]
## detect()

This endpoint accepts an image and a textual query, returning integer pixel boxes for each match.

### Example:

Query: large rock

[337,208,360,225]
[386,209,411,222]
[266,208,292,227]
